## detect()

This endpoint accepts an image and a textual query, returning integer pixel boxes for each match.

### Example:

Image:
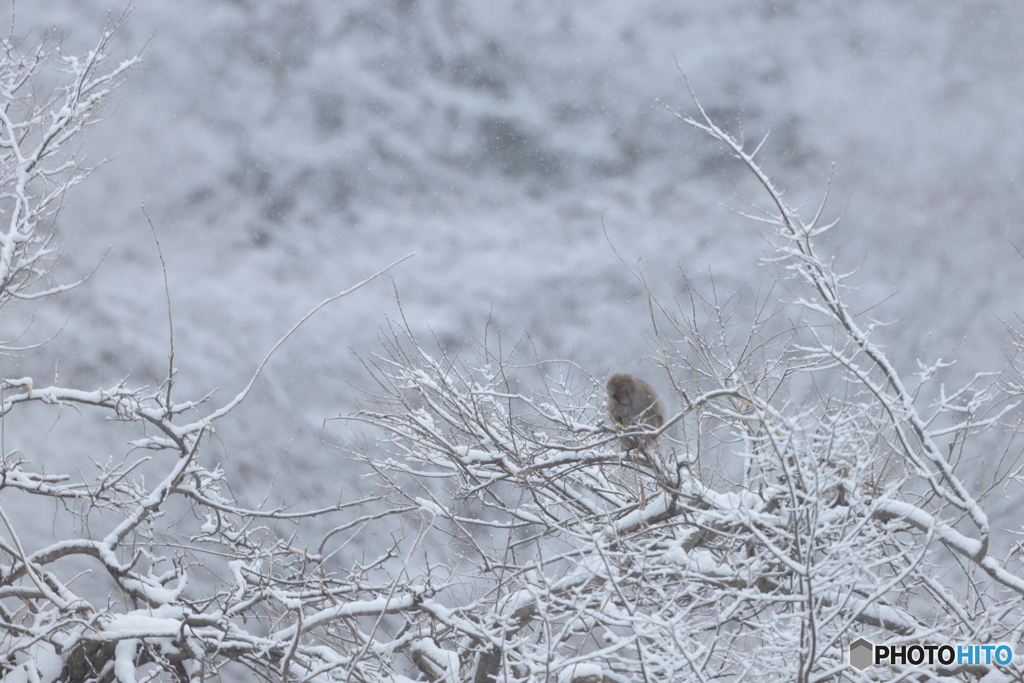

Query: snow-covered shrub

[2,14,1023,683]
[344,92,1024,682]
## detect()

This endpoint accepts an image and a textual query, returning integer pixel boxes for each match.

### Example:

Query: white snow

[4,2,1021,518]
[6,2,1024,678]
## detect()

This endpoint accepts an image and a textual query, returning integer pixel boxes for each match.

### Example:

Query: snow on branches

[336,91,1024,681]
[0,11,140,314]
[2,15,1024,683]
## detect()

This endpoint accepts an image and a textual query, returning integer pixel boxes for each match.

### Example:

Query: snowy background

[7,1,1024,513]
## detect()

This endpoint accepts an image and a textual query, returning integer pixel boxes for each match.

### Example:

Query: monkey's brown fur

[606,372,667,452]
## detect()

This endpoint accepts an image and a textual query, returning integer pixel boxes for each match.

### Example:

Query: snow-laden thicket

[9,2,1024,505]
[4,20,1024,682]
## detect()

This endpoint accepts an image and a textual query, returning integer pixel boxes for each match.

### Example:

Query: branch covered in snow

[0,11,141,322]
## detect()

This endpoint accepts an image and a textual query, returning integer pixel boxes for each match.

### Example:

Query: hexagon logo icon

[849,638,874,670]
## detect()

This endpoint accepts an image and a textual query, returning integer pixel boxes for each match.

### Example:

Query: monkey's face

[614,389,629,405]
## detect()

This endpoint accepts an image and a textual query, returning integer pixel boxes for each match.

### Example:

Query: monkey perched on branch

[606,373,667,452]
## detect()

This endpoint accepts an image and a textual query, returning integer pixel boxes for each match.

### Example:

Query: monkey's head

[606,372,642,429]
[605,372,666,449]
[607,373,635,406]
[606,374,630,405]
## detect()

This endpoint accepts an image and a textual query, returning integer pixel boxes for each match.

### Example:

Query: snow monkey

[606,372,667,452]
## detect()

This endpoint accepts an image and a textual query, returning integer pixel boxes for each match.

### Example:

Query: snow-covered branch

[0,11,141,322]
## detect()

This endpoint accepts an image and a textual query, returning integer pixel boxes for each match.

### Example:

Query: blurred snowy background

[6,1,1024,509]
